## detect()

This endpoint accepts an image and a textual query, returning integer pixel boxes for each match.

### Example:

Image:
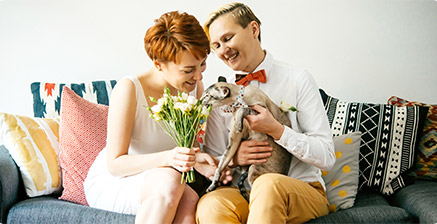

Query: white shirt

[203,52,336,189]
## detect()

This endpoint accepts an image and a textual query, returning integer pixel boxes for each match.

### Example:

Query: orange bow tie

[235,69,267,86]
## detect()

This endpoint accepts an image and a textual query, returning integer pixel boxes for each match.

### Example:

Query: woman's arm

[105,79,196,177]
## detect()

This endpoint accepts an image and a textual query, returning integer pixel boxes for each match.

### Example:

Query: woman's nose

[193,69,203,81]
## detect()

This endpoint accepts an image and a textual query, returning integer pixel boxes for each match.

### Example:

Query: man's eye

[224,35,233,41]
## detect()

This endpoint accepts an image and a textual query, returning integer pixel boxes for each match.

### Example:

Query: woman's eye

[183,70,193,74]
[213,43,220,49]
[224,35,233,42]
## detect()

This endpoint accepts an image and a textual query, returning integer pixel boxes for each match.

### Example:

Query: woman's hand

[167,147,199,172]
[195,152,232,185]
[245,104,285,140]
[231,140,272,167]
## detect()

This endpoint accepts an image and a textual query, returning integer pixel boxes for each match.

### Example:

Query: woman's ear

[153,60,162,71]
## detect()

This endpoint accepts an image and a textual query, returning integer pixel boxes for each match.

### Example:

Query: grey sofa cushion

[308,190,412,223]
[0,145,20,223]
[7,197,135,224]
[391,180,437,223]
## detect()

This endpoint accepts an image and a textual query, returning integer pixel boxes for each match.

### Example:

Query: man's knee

[196,187,248,223]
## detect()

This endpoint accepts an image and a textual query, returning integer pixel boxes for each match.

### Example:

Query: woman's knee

[140,168,185,202]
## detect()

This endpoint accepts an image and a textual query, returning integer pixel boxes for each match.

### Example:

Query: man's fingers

[242,140,270,147]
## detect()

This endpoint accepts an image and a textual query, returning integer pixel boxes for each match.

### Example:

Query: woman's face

[160,50,206,93]
[208,13,260,73]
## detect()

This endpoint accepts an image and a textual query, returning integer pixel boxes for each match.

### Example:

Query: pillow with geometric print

[31,80,116,119]
[320,89,428,195]
[322,132,361,212]
[388,96,437,180]
[58,86,109,205]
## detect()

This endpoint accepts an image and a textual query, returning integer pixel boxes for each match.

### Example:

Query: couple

[83,2,336,224]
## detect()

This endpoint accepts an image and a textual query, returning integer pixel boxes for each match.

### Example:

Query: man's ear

[249,21,260,40]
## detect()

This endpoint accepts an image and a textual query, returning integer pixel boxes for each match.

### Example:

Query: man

[197,3,336,223]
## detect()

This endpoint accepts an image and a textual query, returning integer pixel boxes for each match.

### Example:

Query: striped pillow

[0,113,61,197]
[31,80,117,119]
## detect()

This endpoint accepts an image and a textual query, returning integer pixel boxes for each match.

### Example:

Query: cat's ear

[218,76,227,83]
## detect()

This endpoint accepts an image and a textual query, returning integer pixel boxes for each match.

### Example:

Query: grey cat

[201,77,292,201]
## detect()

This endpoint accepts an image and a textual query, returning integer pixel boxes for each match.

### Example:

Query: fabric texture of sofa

[1,83,437,223]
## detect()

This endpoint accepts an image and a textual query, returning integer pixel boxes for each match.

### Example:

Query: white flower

[201,106,210,116]
[151,104,162,113]
[179,103,192,113]
[187,96,197,105]
[280,102,291,112]
[280,102,298,112]
[174,102,183,110]
[181,92,189,101]
[153,113,161,121]
[157,98,166,107]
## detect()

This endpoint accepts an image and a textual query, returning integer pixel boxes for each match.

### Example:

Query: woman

[84,11,229,224]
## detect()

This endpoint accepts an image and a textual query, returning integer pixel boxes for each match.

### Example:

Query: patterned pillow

[0,113,61,197]
[31,80,116,118]
[319,89,428,195]
[322,132,361,212]
[388,96,437,180]
[59,87,109,205]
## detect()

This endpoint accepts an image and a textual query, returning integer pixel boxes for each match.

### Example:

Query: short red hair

[144,11,210,63]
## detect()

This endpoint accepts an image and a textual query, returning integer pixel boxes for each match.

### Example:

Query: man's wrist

[270,123,285,140]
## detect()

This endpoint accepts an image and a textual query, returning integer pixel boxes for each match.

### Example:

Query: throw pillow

[388,96,437,180]
[322,132,361,212]
[0,112,61,197]
[319,89,428,195]
[59,86,109,205]
[31,80,117,119]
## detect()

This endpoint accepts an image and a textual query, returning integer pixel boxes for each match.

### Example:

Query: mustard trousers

[196,173,329,224]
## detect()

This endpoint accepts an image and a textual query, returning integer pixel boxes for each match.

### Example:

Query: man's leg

[196,186,249,224]
[248,173,329,224]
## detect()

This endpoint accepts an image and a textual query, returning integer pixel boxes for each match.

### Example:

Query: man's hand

[231,140,272,167]
[245,104,285,140]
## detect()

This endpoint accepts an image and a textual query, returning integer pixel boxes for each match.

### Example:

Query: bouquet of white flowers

[147,87,210,183]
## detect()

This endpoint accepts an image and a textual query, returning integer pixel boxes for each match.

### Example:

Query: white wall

[1,0,436,117]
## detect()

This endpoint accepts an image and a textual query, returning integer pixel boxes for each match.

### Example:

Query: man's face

[208,13,260,73]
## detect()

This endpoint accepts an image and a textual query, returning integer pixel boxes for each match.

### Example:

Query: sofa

[1,82,436,223]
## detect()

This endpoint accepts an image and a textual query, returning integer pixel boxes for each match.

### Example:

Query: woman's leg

[173,185,199,223]
[135,167,186,224]
[247,173,329,224]
[196,186,249,224]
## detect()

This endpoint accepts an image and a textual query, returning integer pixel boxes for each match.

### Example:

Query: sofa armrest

[0,145,20,223]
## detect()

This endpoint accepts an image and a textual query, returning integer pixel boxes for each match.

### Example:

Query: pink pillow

[59,86,109,205]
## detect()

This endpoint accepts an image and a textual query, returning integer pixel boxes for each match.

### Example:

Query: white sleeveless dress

[83,75,197,215]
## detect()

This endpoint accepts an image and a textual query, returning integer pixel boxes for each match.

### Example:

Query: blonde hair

[204,2,261,42]
[144,11,210,63]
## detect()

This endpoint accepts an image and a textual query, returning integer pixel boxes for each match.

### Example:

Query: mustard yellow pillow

[0,112,61,197]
